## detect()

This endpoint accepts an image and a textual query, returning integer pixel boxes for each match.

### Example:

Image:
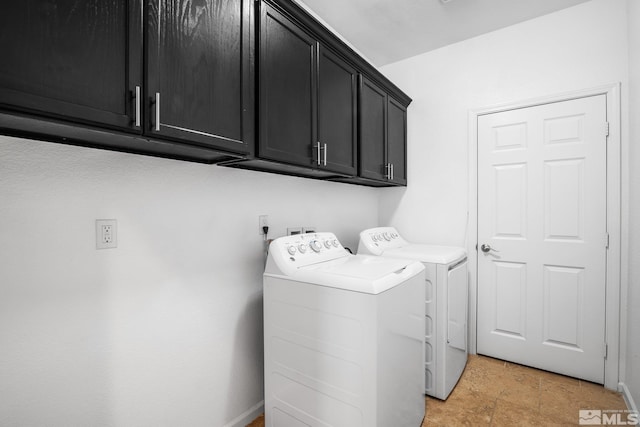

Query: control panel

[357,226,408,255]
[266,232,349,274]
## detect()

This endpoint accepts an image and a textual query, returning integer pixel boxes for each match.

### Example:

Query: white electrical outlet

[96,219,117,249]
[259,215,269,235]
[302,226,316,234]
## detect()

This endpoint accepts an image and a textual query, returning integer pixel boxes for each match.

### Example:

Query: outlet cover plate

[96,219,117,249]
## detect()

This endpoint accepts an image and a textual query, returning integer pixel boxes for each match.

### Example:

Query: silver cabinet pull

[134,86,141,127]
[323,143,327,166]
[391,163,394,180]
[385,163,391,180]
[155,92,161,131]
[316,142,321,165]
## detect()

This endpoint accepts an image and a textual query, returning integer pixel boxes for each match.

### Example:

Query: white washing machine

[263,232,426,427]
[358,227,468,400]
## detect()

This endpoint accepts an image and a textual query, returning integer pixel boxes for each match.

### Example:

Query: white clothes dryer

[358,227,468,400]
[264,232,426,427]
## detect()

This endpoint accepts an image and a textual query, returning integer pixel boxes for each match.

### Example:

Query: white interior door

[476,95,608,383]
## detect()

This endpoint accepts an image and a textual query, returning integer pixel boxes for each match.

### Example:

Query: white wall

[0,136,378,426]
[378,0,629,247]
[626,0,640,409]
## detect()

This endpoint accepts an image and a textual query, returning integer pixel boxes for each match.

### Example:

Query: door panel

[0,0,139,130]
[318,46,357,175]
[147,0,250,152]
[544,159,584,240]
[493,261,527,339]
[387,96,407,185]
[259,4,317,166]
[359,77,386,181]
[477,95,607,383]
[543,265,583,349]
[494,163,527,239]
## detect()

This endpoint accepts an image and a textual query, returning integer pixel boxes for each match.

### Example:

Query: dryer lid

[384,244,466,265]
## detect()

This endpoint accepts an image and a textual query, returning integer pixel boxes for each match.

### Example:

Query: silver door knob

[481,243,498,253]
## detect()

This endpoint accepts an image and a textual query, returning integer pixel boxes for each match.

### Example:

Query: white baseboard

[619,382,639,414]
[223,400,264,427]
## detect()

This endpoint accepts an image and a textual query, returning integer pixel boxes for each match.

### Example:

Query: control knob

[332,239,339,247]
[309,240,322,253]
[287,245,297,255]
[324,240,332,249]
[383,232,391,241]
[298,244,307,253]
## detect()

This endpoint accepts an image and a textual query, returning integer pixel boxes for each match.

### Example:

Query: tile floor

[247,354,628,426]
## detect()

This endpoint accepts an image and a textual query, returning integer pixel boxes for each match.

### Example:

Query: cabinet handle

[323,143,327,166]
[385,163,390,180]
[134,86,141,128]
[155,92,161,131]
[316,142,321,165]
[391,163,394,180]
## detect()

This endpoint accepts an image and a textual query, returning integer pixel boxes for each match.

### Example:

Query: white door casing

[476,94,608,383]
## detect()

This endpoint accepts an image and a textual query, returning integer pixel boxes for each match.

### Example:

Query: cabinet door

[0,0,141,131]
[318,46,357,175]
[259,3,317,167]
[387,96,407,185]
[359,76,387,181]
[147,0,253,153]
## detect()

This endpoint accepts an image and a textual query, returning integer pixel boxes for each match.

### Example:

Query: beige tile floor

[248,354,628,426]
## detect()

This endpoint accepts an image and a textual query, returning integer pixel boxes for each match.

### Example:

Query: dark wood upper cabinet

[147,0,253,153]
[359,76,408,185]
[0,0,409,183]
[255,1,358,176]
[224,0,410,185]
[0,0,142,131]
[258,3,317,167]
[387,96,407,185]
[318,46,357,176]
[0,0,253,163]
[359,76,387,181]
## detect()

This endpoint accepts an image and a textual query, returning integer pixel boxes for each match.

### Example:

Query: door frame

[467,83,622,390]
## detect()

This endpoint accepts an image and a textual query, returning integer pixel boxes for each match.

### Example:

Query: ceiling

[297,0,592,66]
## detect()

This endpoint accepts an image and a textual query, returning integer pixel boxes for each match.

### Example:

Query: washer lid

[320,255,415,280]
[384,244,466,265]
[266,254,425,295]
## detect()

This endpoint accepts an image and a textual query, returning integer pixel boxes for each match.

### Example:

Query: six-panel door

[476,95,608,383]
